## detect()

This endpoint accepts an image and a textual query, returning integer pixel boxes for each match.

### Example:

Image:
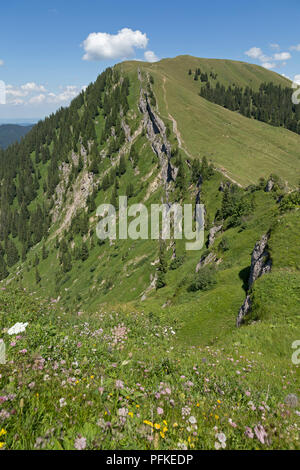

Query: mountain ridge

[0,123,33,149]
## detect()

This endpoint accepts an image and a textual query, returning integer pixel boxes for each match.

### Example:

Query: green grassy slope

[120,56,300,187]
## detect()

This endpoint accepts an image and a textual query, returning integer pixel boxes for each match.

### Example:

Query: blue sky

[1,0,300,120]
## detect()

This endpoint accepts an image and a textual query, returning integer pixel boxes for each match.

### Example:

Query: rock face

[196,252,217,273]
[208,225,223,247]
[138,69,177,202]
[248,234,272,288]
[236,234,272,327]
[265,179,274,192]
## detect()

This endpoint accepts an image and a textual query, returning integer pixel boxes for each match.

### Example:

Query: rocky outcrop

[236,234,272,327]
[208,225,223,247]
[248,234,272,288]
[139,90,175,185]
[196,252,217,273]
[265,179,274,192]
[121,119,132,143]
[138,69,177,204]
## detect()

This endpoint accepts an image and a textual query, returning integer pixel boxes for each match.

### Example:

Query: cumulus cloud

[0,59,4,66]
[6,82,47,98]
[262,62,276,70]
[273,52,291,61]
[245,47,272,63]
[294,74,300,85]
[245,47,264,59]
[28,94,46,105]
[4,82,83,107]
[82,28,148,61]
[144,50,159,63]
[290,44,300,51]
[21,82,47,93]
[245,45,292,69]
[47,85,82,104]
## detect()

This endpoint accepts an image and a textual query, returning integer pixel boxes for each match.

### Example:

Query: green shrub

[169,256,185,270]
[188,266,216,292]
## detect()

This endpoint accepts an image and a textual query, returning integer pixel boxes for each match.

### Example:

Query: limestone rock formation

[236,234,272,327]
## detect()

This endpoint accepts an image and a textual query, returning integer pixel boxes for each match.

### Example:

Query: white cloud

[0,59,4,66]
[262,62,276,70]
[28,94,46,105]
[82,28,148,61]
[6,85,27,98]
[294,74,300,85]
[245,47,272,63]
[245,45,292,69]
[47,85,81,103]
[245,47,263,59]
[273,52,291,61]
[4,82,83,107]
[10,99,24,106]
[290,44,300,51]
[6,82,46,98]
[144,50,159,63]
[21,82,47,93]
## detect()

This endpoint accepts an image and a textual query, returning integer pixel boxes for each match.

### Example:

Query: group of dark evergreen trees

[188,68,218,82]
[200,81,300,135]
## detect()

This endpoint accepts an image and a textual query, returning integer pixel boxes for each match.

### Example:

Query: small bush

[188,266,217,292]
[169,256,185,270]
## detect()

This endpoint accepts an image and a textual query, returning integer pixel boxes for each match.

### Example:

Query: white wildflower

[7,322,29,336]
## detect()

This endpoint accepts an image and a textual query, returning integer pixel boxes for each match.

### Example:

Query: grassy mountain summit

[0,56,299,450]
[120,56,299,186]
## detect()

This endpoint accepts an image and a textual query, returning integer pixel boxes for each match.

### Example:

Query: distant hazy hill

[0,124,33,148]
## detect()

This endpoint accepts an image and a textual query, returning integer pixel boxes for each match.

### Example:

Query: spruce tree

[156,241,168,289]
[0,255,9,281]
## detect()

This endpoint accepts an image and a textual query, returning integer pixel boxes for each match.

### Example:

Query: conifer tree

[35,267,41,285]
[0,254,9,281]
[156,240,168,289]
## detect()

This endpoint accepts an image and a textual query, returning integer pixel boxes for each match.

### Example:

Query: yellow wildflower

[143,420,153,427]
[173,423,178,428]
[0,429,6,437]
[128,412,133,418]
[154,423,161,430]
[215,415,219,420]
[0,443,5,449]
[160,432,165,439]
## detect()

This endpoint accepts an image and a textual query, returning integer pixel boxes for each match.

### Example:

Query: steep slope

[119,57,300,187]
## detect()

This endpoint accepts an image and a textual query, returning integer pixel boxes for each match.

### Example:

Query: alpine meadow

[0,2,299,454]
